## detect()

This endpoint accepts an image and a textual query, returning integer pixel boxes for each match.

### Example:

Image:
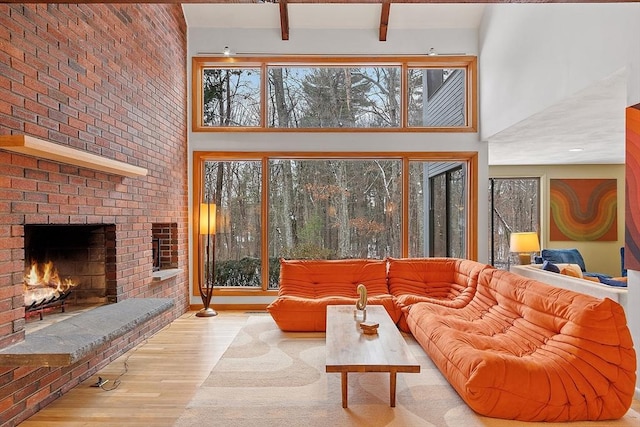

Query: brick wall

[0,4,188,425]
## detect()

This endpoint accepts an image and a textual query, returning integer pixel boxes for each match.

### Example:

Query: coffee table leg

[341,372,348,408]
[390,370,397,407]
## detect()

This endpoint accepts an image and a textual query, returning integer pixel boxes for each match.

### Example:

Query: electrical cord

[91,337,149,392]
[91,319,174,391]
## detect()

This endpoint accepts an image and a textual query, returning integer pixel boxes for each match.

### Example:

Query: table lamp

[509,232,540,265]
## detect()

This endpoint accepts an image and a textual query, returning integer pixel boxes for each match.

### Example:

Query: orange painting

[549,178,617,241]
[625,104,640,270]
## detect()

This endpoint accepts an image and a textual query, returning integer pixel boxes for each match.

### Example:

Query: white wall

[479,3,640,141]
[188,27,479,57]
[480,5,640,396]
[187,27,488,306]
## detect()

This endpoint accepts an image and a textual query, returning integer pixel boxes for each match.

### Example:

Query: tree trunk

[271,68,290,127]
[335,161,350,257]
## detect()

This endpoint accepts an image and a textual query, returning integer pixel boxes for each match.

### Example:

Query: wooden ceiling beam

[280,0,290,41]
[379,0,390,41]
[1,0,625,4]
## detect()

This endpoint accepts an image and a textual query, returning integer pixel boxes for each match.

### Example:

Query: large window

[193,152,478,293]
[193,56,477,132]
[407,68,466,127]
[202,68,261,127]
[268,159,402,288]
[203,160,263,287]
[489,177,540,270]
[267,67,401,128]
[409,162,465,257]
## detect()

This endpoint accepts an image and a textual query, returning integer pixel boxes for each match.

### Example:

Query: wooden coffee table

[325,305,420,408]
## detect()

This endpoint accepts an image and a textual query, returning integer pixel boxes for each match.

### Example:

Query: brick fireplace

[0,4,189,426]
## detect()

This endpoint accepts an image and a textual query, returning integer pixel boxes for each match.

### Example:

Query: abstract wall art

[625,104,640,270]
[549,178,617,241]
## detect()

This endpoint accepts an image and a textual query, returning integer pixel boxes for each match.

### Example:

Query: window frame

[192,151,479,297]
[192,56,478,132]
[428,165,466,257]
[488,177,541,270]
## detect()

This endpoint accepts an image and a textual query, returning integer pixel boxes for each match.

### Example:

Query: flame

[23,261,77,306]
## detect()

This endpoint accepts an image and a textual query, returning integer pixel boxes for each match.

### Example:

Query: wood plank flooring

[19,311,251,427]
[19,310,640,426]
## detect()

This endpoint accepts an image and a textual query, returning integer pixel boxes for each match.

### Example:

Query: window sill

[152,268,183,283]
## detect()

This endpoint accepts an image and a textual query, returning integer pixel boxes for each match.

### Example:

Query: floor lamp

[197,202,217,317]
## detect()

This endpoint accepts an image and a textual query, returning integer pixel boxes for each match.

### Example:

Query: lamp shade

[199,203,216,235]
[509,232,540,253]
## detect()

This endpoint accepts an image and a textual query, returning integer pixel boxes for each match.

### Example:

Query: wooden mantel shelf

[0,135,148,177]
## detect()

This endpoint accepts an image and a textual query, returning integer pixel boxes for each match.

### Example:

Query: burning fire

[23,261,77,306]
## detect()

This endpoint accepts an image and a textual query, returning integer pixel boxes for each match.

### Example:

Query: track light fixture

[427,48,436,56]
[223,46,231,56]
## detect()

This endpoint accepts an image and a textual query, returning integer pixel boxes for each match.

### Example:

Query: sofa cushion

[387,257,486,306]
[277,258,389,298]
[541,260,560,273]
[584,271,613,280]
[559,263,583,278]
[598,276,628,287]
[541,248,586,271]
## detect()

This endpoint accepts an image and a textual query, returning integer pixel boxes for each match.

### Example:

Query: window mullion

[261,63,268,128]
[261,156,270,290]
[402,157,409,257]
[401,63,408,129]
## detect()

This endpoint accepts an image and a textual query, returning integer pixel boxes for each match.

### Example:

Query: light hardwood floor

[19,310,252,427]
[19,310,640,426]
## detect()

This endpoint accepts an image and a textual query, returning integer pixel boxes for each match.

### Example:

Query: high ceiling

[183,3,486,31]
[182,3,627,166]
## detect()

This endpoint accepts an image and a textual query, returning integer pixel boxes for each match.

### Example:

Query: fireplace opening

[24,224,116,320]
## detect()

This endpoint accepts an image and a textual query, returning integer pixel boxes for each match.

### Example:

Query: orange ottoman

[267,258,402,332]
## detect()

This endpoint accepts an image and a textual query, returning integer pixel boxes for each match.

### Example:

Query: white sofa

[510,264,628,308]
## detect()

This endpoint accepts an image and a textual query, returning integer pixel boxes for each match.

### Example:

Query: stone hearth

[0,298,174,367]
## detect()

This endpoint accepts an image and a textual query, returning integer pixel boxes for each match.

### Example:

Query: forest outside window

[488,177,540,270]
[268,66,400,128]
[202,68,261,127]
[192,56,477,131]
[193,152,478,293]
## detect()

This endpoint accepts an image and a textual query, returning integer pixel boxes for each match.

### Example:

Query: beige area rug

[174,315,640,427]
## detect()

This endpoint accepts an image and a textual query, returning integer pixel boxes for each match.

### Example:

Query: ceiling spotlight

[569,148,584,152]
[427,48,437,56]
[223,46,231,56]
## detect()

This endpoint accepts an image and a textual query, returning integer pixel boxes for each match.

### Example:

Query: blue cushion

[598,277,628,288]
[583,271,612,280]
[541,260,560,273]
[541,249,586,272]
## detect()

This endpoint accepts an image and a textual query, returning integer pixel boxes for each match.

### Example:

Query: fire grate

[25,290,72,321]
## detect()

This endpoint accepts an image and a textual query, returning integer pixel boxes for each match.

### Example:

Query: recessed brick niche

[152,223,178,272]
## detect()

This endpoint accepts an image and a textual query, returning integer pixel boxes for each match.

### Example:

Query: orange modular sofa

[406,268,636,422]
[266,258,402,332]
[267,257,636,422]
